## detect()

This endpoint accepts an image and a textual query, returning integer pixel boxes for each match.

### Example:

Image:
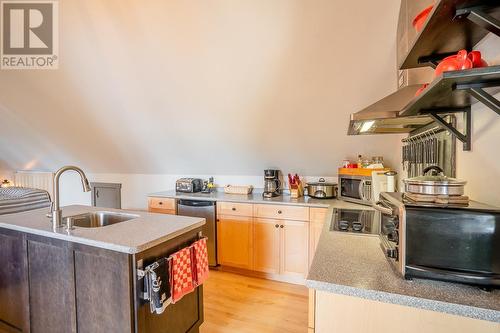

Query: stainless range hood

[347,84,434,135]
[348,0,435,135]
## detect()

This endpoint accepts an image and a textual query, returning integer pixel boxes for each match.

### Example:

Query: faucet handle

[46,201,55,217]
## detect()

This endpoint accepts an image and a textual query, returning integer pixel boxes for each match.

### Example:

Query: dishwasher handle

[178,199,215,207]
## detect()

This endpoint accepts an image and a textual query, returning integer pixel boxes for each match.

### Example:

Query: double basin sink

[64,211,139,228]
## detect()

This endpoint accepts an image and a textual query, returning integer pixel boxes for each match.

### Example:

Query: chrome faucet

[50,166,91,229]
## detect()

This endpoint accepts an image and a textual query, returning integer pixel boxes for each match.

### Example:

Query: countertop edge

[306,279,500,323]
[148,191,336,208]
[0,220,206,254]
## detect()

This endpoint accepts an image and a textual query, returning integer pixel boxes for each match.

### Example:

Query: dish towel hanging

[192,238,209,286]
[169,247,195,303]
[144,258,172,314]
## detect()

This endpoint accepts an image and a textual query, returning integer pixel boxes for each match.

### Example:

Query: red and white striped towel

[192,238,209,286]
[169,247,195,303]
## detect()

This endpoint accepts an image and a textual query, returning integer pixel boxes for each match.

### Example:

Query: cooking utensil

[434,50,472,77]
[467,51,488,68]
[403,166,466,196]
[412,5,433,32]
[306,178,337,199]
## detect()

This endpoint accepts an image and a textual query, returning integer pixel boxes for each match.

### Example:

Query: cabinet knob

[280,225,284,228]
[275,224,279,228]
[277,210,282,214]
[159,202,163,205]
[232,207,236,211]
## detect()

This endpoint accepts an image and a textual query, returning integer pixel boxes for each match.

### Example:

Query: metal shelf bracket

[454,81,500,115]
[467,87,500,115]
[455,6,500,36]
[426,108,471,151]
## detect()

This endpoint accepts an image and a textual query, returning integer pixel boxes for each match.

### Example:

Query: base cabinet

[314,291,499,333]
[253,218,308,281]
[0,226,203,333]
[253,218,281,274]
[280,220,309,279]
[0,229,30,333]
[309,208,328,267]
[217,215,253,270]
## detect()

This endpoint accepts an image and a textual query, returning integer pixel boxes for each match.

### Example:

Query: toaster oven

[374,192,500,287]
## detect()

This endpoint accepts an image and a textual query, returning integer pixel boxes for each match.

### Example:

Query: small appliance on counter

[338,167,390,206]
[175,178,203,193]
[263,169,282,198]
[374,192,500,287]
[306,178,337,199]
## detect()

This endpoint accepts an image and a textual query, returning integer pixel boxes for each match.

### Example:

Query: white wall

[0,0,404,177]
[453,34,500,207]
[58,171,343,209]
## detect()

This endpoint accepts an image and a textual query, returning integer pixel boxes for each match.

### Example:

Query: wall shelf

[399,0,500,70]
[399,66,500,150]
[400,66,500,117]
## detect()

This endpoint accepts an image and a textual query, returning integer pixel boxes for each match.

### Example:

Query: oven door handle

[373,201,393,216]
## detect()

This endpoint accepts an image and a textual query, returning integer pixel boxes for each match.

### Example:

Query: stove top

[330,208,379,235]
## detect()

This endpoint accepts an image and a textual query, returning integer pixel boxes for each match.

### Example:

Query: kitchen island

[0,205,205,333]
[306,208,500,333]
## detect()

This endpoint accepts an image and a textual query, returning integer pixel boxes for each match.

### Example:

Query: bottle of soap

[357,155,363,168]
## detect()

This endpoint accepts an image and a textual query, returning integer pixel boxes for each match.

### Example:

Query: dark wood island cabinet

[0,223,204,333]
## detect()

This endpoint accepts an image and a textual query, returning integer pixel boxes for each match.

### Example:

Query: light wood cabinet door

[253,218,280,274]
[217,215,253,270]
[309,208,328,267]
[280,220,309,279]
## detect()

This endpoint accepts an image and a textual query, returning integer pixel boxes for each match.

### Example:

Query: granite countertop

[0,205,205,254]
[306,209,500,323]
[149,190,372,210]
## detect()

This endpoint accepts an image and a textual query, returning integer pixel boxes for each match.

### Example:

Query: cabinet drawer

[254,204,309,221]
[148,197,175,210]
[217,202,253,217]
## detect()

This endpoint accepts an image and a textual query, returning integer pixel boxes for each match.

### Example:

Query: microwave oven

[338,174,373,206]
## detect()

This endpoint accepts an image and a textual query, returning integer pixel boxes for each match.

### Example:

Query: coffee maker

[263,169,282,198]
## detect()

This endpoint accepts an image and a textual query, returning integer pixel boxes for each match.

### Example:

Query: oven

[338,174,372,206]
[374,192,500,287]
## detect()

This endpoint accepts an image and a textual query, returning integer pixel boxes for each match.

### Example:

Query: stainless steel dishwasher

[177,199,217,266]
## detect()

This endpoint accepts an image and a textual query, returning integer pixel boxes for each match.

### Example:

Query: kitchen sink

[64,211,139,228]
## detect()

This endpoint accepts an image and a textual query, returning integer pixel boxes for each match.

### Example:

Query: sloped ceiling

[0,0,404,175]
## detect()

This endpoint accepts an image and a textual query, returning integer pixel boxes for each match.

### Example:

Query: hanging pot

[403,166,466,196]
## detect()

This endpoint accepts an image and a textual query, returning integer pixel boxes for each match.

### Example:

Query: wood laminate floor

[200,270,309,333]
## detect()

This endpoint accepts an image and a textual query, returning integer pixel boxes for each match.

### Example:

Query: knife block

[290,184,304,199]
